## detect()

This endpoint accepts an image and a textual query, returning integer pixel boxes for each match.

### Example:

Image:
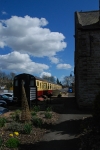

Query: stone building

[74,10,100,108]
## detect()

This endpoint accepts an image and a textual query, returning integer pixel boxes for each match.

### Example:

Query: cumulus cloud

[49,56,59,64]
[40,72,52,78]
[0,51,49,74]
[56,63,72,69]
[0,15,67,58]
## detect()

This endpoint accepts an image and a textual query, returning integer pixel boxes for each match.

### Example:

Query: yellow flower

[9,133,13,137]
[14,132,19,136]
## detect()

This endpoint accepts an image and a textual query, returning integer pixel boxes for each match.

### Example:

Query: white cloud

[2,11,7,15]
[0,15,67,57]
[49,56,59,64]
[0,51,49,74]
[56,63,72,69]
[40,72,52,78]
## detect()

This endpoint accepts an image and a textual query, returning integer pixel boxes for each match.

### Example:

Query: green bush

[32,105,40,112]
[24,123,32,134]
[0,117,7,127]
[45,112,52,119]
[46,107,52,112]
[32,117,43,128]
[93,91,100,121]
[31,111,37,116]
[5,137,20,148]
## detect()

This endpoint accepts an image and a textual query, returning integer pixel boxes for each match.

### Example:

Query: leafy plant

[5,137,20,148]
[0,117,7,127]
[32,105,40,112]
[45,112,52,119]
[10,109,21,122]
[31,111,37,116]
[24,123,32,134]
[32,117,43,128]
[46,107,52,112]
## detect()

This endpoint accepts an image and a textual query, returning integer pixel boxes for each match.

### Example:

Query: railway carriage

[13,73,62,106]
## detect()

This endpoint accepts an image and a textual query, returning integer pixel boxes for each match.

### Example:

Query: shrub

[5,137,20,148]
[0,117,7,127]
[32,105,40,112]
[10,110,21,122]
[23,123,32,134]
[46,107,52,112]
[7,122,24,133]
[32,117,43,128]
[31,111,37,116]
[45,112,52,119]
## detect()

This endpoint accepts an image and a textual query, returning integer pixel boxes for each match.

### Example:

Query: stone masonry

[75,10,100,108]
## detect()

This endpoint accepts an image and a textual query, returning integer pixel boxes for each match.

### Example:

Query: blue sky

[0,0,98,81]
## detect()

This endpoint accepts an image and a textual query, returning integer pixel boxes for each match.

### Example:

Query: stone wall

[75,29,100,108]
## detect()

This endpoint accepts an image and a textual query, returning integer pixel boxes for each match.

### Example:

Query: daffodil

[9,133,13,137]
[14,132,19,136]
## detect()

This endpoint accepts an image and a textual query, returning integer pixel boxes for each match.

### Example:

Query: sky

[0,0,99,81]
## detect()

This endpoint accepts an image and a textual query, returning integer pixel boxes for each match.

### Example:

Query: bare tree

[63,75,75,87]
[42,75,56,83]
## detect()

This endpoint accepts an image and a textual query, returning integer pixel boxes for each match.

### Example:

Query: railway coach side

[13,73,62,106]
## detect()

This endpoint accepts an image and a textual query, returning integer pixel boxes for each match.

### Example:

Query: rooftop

[75,10,100,28]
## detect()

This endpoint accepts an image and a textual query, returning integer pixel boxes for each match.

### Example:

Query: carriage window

[48,84,49,89]
[43,83,47,89]
[15,80,18,86]
[50,84,51,89]
[36,81,39,86]
[40,82,41,89]
[30,80,34,86]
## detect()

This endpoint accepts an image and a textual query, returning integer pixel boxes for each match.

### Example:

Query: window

[40,82,41,89]
[50,84,51,89]
[43,83,47,89]
[36,81,39,86]
[48,84,49,89]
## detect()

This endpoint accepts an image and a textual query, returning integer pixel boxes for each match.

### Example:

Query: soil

[0,104,60,150]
